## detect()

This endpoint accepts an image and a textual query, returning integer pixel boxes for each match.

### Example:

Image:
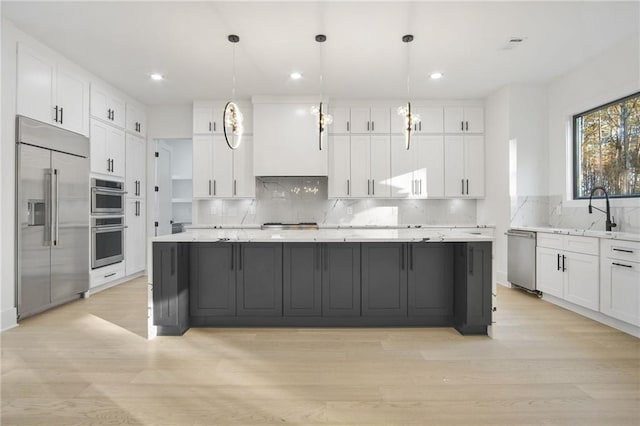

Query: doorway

[153,139,192,237]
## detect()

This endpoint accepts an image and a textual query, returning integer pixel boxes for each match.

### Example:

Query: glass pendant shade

[224,34,243,150]
[312,102,333,150]
[397,102,420,150]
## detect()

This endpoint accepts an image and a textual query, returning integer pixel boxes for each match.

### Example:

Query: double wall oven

[91,178,126,269]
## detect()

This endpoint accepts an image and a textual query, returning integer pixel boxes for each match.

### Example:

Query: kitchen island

[151,228,493,336]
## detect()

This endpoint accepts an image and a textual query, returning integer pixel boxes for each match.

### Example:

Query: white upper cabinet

[233,135,255,198]
[328,107,350,134]
[211,136,234,198]
[17,43,89,136]
[90,84,125,129]
[350,107,390,134]
[125,133,146,198]
[328,135,351,198]
[444,135,484,198]
[391,135,444,198]
[126,102,147,137]
[192,135,213,198]
[90,119,125,179]
[444,106,484,133]
[193,102,226,134]
[348,135,390,198]
[391,106,444,134]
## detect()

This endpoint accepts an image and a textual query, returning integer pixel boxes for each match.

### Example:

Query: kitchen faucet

[588,186,617,231]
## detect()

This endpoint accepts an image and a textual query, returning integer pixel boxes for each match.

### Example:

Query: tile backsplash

[511,194,640,234]
[195,177,478,226]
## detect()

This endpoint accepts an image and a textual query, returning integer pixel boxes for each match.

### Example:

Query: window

[573,92,640,199]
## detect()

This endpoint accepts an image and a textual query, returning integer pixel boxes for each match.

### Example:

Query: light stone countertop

[511,226,640,243]
[153,228,494,243]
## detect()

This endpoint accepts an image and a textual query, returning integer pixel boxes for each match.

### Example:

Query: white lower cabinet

[600,239,640,326]
[537,234,599,310]
[328,135,351,198]
[444,135,484,198]
[125,199,146,276]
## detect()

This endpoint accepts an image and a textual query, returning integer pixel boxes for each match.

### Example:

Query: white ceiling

[2,1,639,106]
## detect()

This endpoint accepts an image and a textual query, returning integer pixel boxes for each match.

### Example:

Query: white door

[444,135,465,197]
[390,135,413,198]
[212,136,233,197]
[464,135,485,198]
[193,106,213,134]
[329,107,350,134]
[564,252,599,310]
[370,135,391,197]
[108,126,126,178]
[444,107,465,133]
[350,135,371,197]
[192,135,213,198]
[328,135,351,198]
[55,65,89,136]
[90,119,109,175]
[464,107,484,133]
[416,107,444,133]
[370,107,390,134]
[418,135,444,198]
[233,135,255,197]
[17,43,54,125]
[536,247,564,298]
[157,144,173,236]
[350,108,370,133]
[600,260,640,326]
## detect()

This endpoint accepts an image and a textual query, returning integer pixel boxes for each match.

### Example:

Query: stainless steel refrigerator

[16,116,90,319]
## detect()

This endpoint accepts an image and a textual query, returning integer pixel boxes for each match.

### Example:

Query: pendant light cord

[232,43,236,101]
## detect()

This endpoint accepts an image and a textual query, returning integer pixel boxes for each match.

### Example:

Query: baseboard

[1,307,18,332]
[542,294,640,338]
[496,270,508,287]
[86,271,145,297]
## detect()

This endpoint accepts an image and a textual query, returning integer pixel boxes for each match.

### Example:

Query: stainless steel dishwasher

[506,229,537,292]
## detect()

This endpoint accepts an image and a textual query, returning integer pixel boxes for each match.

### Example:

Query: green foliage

[575,93,640,198]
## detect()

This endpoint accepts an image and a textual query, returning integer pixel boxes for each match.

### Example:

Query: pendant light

[223,34,244,150]
[311,34,332,150]
[397,34,420,150]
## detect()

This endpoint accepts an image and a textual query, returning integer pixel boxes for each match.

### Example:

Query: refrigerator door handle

[45,168,53,246]
[54,169,59,246]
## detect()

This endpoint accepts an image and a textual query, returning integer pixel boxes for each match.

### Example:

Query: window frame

[572,91,640,200]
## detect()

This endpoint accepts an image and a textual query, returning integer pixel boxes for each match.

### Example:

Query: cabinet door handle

[231,245,234,269]
[612,262,632,269]
[372,179,375,195]
[208,179,212,196]
[400,244,405,270]
[557,253,561,271]
[419,180,423,195]
[371,121,375,132]
[213,180,217,196]
[54,105,59,123]
[213,121,217,132]
[347,121,350,132]
[233,180,237,196]
[238,246,242,270]
[469,247,474,275]
[367,121,370,131]
[461,121,464,131]
[419,122,422,131]
[111,109,114,121]
[612,248,634,254]
[367,179,370,195]
[107,158,111,172]
[466,179,469,195]
[107,108,112,121]
[562,255,566,272]
[346,179,350,195]
[465,121,469,131]
[209,122,212,132]
[461,179,464,195]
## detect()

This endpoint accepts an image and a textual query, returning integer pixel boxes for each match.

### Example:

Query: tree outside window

[574,92,640,199]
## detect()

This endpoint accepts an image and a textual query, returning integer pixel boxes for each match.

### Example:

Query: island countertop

[152,228,495,243]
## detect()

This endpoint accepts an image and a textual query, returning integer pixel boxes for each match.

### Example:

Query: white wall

[478,87,510,285]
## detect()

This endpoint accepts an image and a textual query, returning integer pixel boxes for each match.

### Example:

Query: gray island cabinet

[152,237,492,336]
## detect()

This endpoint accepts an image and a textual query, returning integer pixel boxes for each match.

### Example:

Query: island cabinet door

[361,243,408,316]
[454,242,492,334]
[237,243,283,316]
[407,243,454,317]
[283,243,322,316]
[190,243,236,316]
[322,243,361,317]
[152,243,189,335]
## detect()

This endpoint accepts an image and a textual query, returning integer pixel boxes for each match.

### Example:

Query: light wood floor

[1,277,639,425]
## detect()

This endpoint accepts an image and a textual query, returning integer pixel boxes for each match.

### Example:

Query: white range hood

[252,96,328,176]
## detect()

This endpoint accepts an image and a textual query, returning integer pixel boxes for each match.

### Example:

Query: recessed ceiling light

[430,72,443,80]
[150,73,164,81]
[290,72,303,80]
